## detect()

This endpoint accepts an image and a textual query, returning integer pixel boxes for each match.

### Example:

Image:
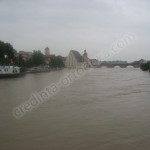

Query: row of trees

[50,56,65,68]
[0,40,65,68]
[16,53,65,68]
[140,62,150,71]
[16,51,46,68]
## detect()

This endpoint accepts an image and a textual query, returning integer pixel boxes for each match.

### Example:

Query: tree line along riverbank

[0,40,65,69]
[140,62,150,72]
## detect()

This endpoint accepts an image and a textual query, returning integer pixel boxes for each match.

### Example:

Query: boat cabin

[0,66,20,74]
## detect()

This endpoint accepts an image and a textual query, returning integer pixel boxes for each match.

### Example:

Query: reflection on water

[0,68,150,150]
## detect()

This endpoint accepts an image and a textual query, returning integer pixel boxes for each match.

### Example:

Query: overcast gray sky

[0,0,150,61]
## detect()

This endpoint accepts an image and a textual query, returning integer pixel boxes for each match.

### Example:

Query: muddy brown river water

[0,68,150,150]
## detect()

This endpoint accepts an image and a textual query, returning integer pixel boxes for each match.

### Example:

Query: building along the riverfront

[65,50,93,68]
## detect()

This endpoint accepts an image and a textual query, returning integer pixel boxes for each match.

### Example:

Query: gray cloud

[0,0,150,61]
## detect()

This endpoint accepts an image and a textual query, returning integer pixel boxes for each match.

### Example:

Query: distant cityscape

[15,47,147,68]
[0,40,148,70]
[14,47,100,68]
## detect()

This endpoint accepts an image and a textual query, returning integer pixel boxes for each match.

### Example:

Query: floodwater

[0,68,150,150]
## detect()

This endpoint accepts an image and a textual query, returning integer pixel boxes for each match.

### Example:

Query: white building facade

[65,50,84,68]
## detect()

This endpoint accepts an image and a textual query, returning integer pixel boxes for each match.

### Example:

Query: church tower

[83,49,88,62]
[45,47,50,56]
[83,49,92,67]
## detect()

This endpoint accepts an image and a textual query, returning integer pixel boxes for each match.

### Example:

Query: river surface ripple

[0,68,150,150]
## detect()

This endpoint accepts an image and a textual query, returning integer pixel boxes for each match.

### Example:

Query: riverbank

[0,66,64,79]
[25,67,64,73]
[140,62,150,71]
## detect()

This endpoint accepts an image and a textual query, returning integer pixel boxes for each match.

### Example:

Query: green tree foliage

[15,51,45,68]
[49,56,65,68]
[0,40,65,68]
[32,51,45,66]
[17,51,45,67]
[16,54,26,67]
[140,62,150,71]
[25,59,34,68]
[0,40,15,65]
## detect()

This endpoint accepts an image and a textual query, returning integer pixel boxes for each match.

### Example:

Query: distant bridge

[99,64,140,68]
